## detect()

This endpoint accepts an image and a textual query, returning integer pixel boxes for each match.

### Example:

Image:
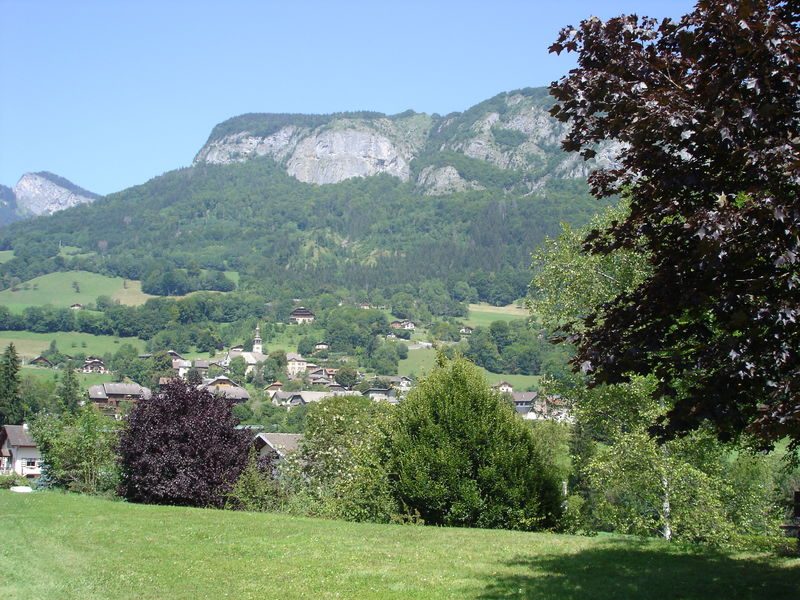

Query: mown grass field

[1,492,796,600]
[0,270,155,312]
[465,303,530,328]
[0,249,15,264]
[399,348,540,390]
[20,366,115,387]
[0,331,144,360]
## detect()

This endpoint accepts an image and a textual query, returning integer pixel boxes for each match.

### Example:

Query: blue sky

[0,1,695,195]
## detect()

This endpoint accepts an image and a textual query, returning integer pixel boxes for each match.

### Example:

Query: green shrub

[0,473,27,489]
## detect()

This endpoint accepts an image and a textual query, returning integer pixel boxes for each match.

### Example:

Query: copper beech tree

[549,1,800,451]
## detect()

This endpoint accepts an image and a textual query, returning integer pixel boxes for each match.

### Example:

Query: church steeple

[253,323,263,354]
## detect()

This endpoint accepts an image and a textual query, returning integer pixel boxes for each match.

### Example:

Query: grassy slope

[399,347,540,390]
[21,366,115,387]
[0,271,155,312]
[0,249,14,264]
[0,331,144,360]
[465,303,529,328]
[1,492,796,600]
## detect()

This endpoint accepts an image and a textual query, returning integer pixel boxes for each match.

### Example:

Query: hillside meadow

[0,330,144,361]
[0,271,154,312]
[466,302,530,328]
[1,492,796,600]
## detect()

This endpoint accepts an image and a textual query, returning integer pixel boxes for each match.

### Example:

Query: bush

[385,354,562,530]
[0,473,27,489]
[118,379,250,508]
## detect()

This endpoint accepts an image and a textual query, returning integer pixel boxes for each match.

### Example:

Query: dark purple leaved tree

[118,379,250,507]
[549,1,800,452]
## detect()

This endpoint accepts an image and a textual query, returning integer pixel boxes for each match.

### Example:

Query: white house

[286,352,308,378]
[0,424,42,478]
[493,381,514,394]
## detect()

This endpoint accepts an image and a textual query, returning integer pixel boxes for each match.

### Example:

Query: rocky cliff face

[12,172,101,217]
[193,88,619,193]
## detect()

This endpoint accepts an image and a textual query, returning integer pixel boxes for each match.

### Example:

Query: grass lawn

[1,492,796,600]
[399,348,540,390]
[466,303,529,328]
[0,249,14,264]
[0,271,155,312]
[0,331,144,360]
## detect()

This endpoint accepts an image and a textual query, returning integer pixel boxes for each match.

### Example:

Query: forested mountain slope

[0,87,612,306]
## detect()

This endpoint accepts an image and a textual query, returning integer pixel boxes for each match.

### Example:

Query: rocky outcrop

[12,173,100,218]
[416,166,485,196]
[193,88,620,192]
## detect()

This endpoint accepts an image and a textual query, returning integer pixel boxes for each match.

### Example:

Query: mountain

[0,172,102,226]
[194,87,619,194]
[0,87,611,307]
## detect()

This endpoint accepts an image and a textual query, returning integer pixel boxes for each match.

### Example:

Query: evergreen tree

[0,343,22,425]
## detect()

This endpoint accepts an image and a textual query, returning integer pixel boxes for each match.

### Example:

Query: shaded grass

[0,492,796,600]
[0,249,14,264]
[0,331,144,360]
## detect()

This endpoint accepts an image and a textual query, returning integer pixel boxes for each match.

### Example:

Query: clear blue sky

[0,1,695,195]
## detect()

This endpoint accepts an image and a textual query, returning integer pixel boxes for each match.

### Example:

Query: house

[289,307,315,325]
[286,353,308,378]
[272,390,331,407]
[493,381,514,394]
[192,359,211,377]
[171,358,192,378]
[459,326,474,335]
[198,375,250,402]
[29,355,53,368]
[69,303,84,310]
[386,375,414,393]
[511,391,539,420]
[362,387,398,404]
[87,382,152,415]
[264,381,284,398]
[358,303,372,310]
[253,432,302,462]
[0,424,41,478]
[313,342,329,352]
[81,357,109,374]
[390,320,416,330]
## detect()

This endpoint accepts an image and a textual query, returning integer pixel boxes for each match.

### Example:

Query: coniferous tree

[0,343,22,425]
[57,366,81,414]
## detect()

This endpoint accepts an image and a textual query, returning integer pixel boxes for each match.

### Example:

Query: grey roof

[254,432,302,457]
[512,391,538,403]
[193,360,210,369]
[88,382,152,401]
[2,425,36,447]
[204,385,250,401]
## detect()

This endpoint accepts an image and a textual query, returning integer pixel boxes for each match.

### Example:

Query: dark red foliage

[550,1,800,450]
[118,379,250,507]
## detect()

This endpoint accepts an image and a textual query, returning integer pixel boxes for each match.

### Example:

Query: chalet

[264,381,284,398]
[192,359,211,377]
[286,353,308,378]
[511,391,539,421]
[493,381,514,394]
[253,432,302,462]
[386,375,414,393]
[314,342,330,352]
[272,390,330,407]
[357,303,372,310]
[459,326,474,335]
[289,307,315,325]
[29,355,53,368]
[69,303,84,311]
[0,424,41,478]
[198,375,250,402]
[82,357,109,374]
[390,320,416,330]
[87,382,152,415]
[362,387,398,404]
[172,358,192,378]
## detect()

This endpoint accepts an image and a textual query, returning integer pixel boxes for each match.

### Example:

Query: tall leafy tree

[57,366,81,414]
[118,379,249,507]
[548,0,800,452]
[386,354,562,530]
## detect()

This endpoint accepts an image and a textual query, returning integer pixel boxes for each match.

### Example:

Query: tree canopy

[549,0,800,452]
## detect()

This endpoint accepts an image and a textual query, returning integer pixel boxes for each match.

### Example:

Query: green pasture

[399,347,540,390]
[0,331,144,361]
[0,249,14,264]
[465,302,530,328]
[1,492,796,600]
[0,270,155,312]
